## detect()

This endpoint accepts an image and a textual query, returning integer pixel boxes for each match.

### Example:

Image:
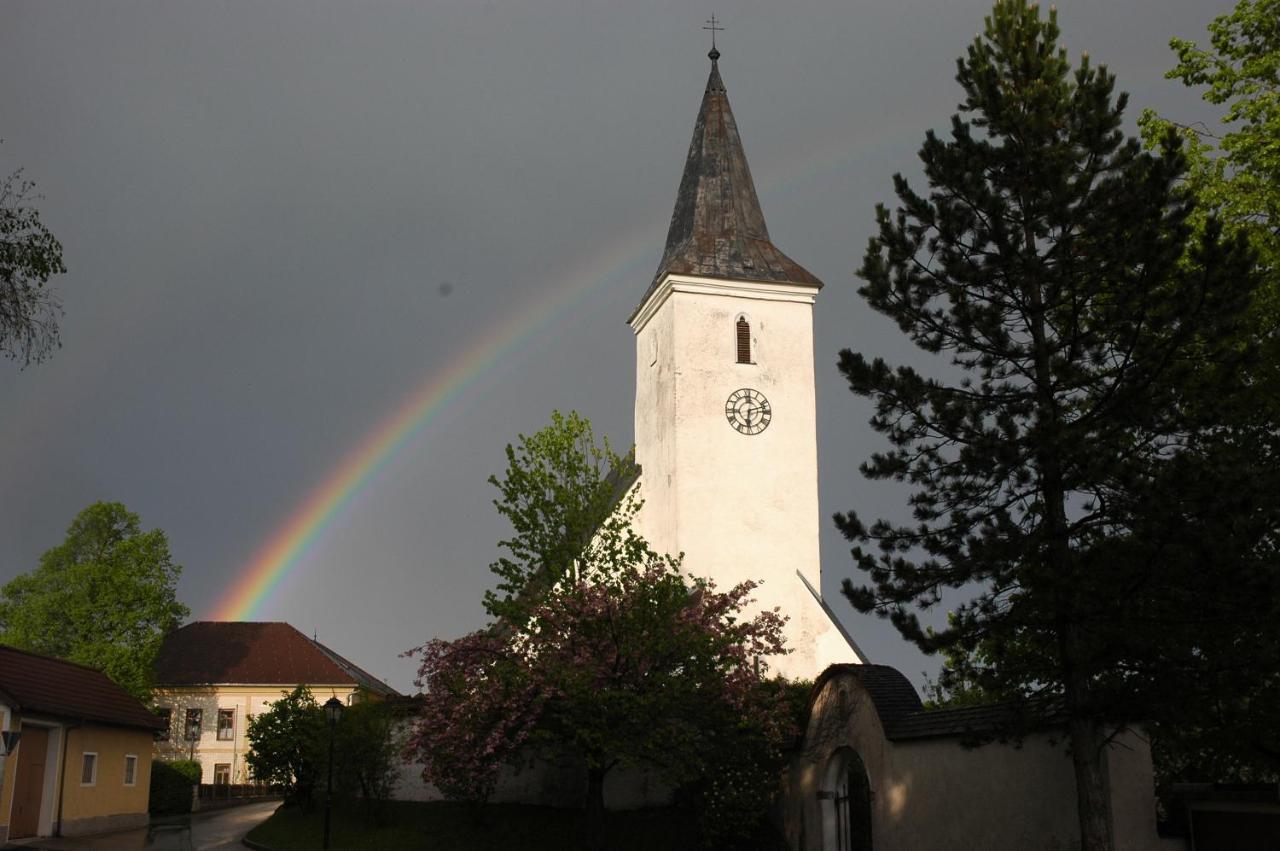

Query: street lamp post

[322,697,344,850]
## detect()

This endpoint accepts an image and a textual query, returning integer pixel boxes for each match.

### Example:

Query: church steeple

[629,45,862,680]
[648,50,822,293]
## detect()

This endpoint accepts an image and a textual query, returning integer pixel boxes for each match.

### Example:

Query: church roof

[645,49,822,302]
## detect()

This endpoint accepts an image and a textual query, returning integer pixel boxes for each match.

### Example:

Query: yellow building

[151,621,399,784]
[0,645,165,842]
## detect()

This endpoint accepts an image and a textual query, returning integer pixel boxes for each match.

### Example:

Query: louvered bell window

[736,318,752,364]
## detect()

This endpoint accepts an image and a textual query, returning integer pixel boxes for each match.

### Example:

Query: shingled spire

[648,49,822,293]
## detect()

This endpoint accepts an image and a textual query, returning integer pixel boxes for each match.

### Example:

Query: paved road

[7,800,281,851]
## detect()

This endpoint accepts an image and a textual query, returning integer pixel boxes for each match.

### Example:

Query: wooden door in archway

[10,726,49,839]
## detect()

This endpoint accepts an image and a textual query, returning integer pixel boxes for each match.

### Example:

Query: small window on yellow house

[124,754,138,786]
[214,763,231,786]
[81,752,97,786]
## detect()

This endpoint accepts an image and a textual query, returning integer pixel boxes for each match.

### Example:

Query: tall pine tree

[837,2,1274,847]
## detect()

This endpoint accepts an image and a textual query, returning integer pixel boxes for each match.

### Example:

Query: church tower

[630,47,862,679]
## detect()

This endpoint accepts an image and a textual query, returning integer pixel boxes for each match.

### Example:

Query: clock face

[725,388,771,435]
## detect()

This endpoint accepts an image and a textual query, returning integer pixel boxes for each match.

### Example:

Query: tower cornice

[628,272,820,334]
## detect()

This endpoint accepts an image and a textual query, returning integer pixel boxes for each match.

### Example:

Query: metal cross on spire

[703,15,723,60]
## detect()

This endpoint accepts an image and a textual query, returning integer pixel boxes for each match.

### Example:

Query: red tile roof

[0,645,166,731]
[153,622,398,696]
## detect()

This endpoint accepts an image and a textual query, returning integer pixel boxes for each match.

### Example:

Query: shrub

[332,699,400,820]
[149,759,202,814]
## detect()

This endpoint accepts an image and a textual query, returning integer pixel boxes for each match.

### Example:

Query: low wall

[394,741,671,810]
[192,793,283,813]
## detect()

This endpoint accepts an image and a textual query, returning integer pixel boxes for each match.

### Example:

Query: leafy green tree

[246,686,400,817]
[836,2,1274,848]
[483,409,649,625]
[245,686,325,807]
[1132,0,1280,795]
[1141,0,1279,295]
[0,501,189,699]
[1139,0,1280,412]
[332,699,400,820]
[0,162,65,365]
[919,614,996,710]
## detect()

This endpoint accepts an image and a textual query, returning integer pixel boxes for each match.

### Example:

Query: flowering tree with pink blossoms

[404,413,800,847]
[406,563,793,844]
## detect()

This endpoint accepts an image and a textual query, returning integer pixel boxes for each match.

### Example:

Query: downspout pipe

[55,720,83,837]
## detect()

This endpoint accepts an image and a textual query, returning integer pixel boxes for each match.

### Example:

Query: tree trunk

[1068,713,1113,851]
[584,765,607,851]
[1020,217,1115,851]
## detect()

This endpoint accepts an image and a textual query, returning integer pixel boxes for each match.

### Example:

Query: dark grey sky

[1,0,1233,693]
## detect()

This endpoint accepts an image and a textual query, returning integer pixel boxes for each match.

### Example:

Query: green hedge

[150,759,202,814]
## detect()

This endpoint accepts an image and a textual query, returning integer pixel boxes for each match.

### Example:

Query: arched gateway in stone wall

[782,665,1170,851]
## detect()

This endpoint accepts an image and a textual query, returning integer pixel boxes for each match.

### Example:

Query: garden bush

[149,759,202,814]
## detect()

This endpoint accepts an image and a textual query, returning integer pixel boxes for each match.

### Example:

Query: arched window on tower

[736,316,752,364]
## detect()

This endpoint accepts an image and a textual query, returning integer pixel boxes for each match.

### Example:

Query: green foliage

[920,615,997,710]
[678,679,807,848]
[149,759,202,814]
[247,686,400,816]
[838,2,1275,846]
[0,501,189,699]
[1139,0,1280,412]
[1160,0,1279,266]
[1133,0,1280,796]
[0,161,65,365]
[332,700,401,819]
[246,686,325,807]
[483,410,649,625]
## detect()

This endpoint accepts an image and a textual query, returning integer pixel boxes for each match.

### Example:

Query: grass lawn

[247,799,788,850]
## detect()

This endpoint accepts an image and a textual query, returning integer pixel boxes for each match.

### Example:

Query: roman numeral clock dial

[725,388,771,435]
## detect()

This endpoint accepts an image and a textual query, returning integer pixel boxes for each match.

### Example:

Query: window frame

[216,707,235,741]
[154,707,172,742]
[213,763,231,786]
[185,707,203,742]
[123,753,138,787]
[735,316,753,364]
[80,751,98,786]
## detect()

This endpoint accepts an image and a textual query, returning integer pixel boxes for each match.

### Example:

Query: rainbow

[210,224,660,621]
[210,124,899,622]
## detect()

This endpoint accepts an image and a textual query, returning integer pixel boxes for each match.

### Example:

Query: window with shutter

[736,318,751,363]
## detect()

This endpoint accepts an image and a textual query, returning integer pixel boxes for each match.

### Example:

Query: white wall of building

[631,274,861,680]
[392,729,670,810]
